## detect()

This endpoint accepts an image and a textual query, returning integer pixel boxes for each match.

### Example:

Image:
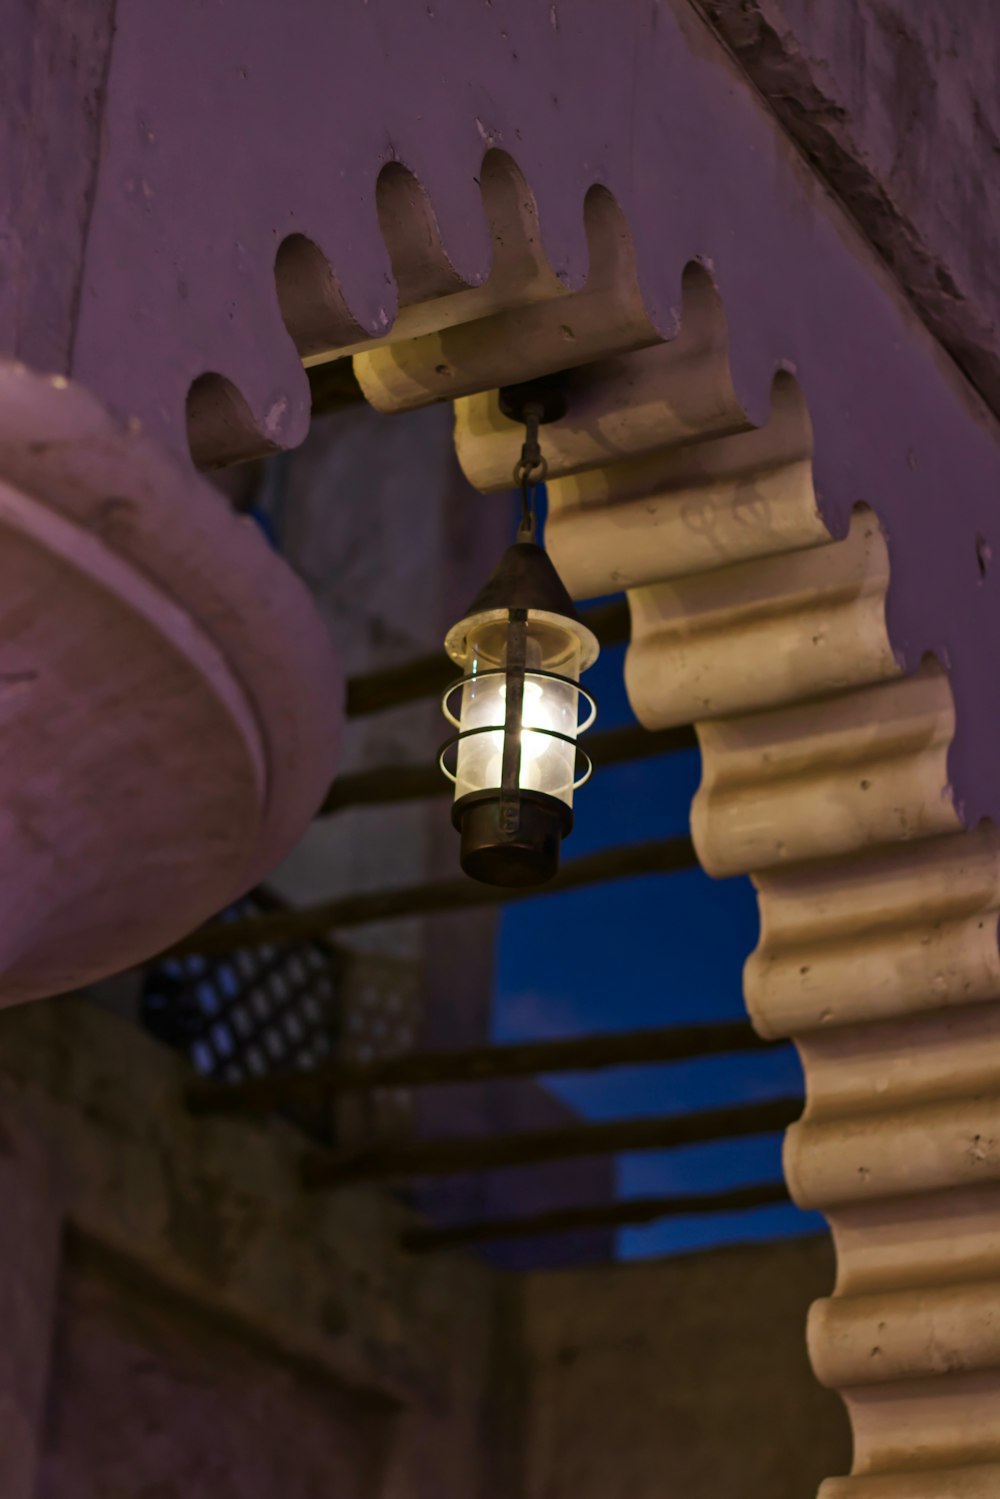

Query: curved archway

[170,135,1000,1492]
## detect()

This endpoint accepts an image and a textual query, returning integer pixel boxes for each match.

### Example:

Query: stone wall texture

[0,996,846,1497]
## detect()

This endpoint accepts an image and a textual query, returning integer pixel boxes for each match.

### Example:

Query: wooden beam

[320,759,448,814]
[319,721,698,815]
[166,835,698,958]
[345,597,630,718]
[302,1095,803,1188]
[186,1018,775,1116]
[400,1181,793,1251]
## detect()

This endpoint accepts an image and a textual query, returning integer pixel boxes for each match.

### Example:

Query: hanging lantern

[439,383,599,887]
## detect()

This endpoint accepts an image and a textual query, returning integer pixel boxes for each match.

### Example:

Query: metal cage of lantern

[438,656,597,811]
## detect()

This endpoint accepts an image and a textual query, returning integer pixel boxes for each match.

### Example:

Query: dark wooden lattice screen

[142,890,341,1087]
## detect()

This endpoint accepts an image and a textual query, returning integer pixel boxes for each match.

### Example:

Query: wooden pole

[302,1095,803,1188]
[400,1181,793,1251]
[344,597,631,718]
[321,759,448,815]
[186,1018,775,1116]
[166,835,698,958]
[345,651,453,719]
[320,721,698,815]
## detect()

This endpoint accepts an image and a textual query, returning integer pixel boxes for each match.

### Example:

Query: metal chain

[513,402,547,541]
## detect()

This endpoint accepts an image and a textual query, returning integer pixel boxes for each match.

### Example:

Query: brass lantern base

[453,790,573,888]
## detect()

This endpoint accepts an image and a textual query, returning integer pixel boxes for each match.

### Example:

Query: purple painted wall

[696,0,1000,420]
[0,996,846,1499]
[0,0,115,372]
[31,0,1000,835]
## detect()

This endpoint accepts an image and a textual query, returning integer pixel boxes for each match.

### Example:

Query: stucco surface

[0,0,115,371]
[39,1247,389,1499]
[0,994,847,1498]
[507,225,1000,1490]
[0,996,498,1499]
[43,0,1000,834]
[696,0,1000,418]
[516,1237,851,1499]
[0,362,341,1001]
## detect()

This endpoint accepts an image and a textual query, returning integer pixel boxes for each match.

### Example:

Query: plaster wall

[39,1248,389,1499]
[515,1238,852,1499]
[1,4,998,1487]
[0,995,499,1499]
[29,0,1000,832]
[0,993,848,1499]
[698,0,1000,416]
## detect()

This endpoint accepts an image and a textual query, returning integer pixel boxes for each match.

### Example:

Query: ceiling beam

[166,834,698,958]
[186,1017,775,1115]
[400,1180,793,1252]
[302,1095,803,1188]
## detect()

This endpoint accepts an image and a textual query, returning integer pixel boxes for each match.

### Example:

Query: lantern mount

[499,374,569,544]
[497,374,569,428]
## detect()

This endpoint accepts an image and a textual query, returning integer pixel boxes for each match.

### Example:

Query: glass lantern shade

[441,593,599,887]
[453,668,581,806]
